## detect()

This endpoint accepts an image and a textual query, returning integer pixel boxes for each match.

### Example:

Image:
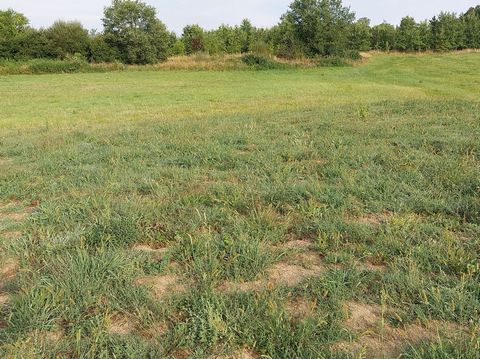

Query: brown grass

[334,301,470,358]
[210,348,259,359]
[285,297,317,321]
[107,315,136,336]
[135,274,186,299]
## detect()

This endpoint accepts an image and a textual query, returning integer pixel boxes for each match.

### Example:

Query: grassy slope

[0,52,479,358]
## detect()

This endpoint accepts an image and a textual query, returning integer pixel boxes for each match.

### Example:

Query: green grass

[0,52,479,358]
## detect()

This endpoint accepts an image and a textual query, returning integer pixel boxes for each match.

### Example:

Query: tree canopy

[1,0,480,64]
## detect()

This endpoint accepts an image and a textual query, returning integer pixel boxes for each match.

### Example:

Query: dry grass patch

[135,274,186,299]
[30,328,64,343]
[279,240,313,250]
[140,322,167,341]
[1,231,22,240]
[219,259,326,293]
[0,293,9,306]
[353,211,394,226]
[210,348,259,359]
[334,301,469,358]
[107,314,136,336]
[132,244,170,261]
[0,200,38,223]
[285,296,317,321]
[1,258,18,281]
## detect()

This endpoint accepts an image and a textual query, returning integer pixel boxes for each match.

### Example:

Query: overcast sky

[1,0,479,33]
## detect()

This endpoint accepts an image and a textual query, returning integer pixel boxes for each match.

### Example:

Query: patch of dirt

[219,262,325,294]
[135,274,186,299]
[354,212,392,226]
[286,297,317,321]
[219,247,326,293]
[107,315,135,336]
[1,258,18,281]
[171,348,191,359]
[140,322,167,340]
[0,158,11,166]
[39,328,64,343]
[334,301,468,358]
[0,200,38,222]
[279,240,313,250]
[344,301,383,331]
[211,348,259,359]
[0,293,9,306]
[0,200,20,211]
[268,262,324,286]
[1,231,22,240]
[132,244,169,260]
[217,279,264,293]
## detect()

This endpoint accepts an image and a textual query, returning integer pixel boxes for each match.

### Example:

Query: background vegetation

[1,0,480,66]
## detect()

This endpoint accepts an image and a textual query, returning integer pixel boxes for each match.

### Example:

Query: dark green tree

[396,16,423,51]
[0,9,29,58]
[430,13,464,51]
[461,7,480,48]
[103,0,170,64]
[371,23,396,51]
[45,21,90,59]
[282,0,355,57]
[348,17,371,51]
[181,24,205,54]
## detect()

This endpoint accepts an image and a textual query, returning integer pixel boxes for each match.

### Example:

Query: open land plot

[0,52,479,358]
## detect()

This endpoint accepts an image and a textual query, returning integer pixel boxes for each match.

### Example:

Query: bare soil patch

[335,301,468,358]
[107,315,136,336]
[135,274,186,299]
[354,212,393,226]
[0,293,9,306]
[140,322,167,340]
[211,348,259,359]
[280,240,313,250]
[37,328,64,343]
[286,297,317,321]
[268,262,324,286]
[1,231,22,240]
[1,258,18,281]
[219,259,326,293]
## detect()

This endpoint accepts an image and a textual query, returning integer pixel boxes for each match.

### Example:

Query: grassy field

[0,52,479,358]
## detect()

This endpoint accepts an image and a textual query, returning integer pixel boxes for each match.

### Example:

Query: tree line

[1,0,480,64]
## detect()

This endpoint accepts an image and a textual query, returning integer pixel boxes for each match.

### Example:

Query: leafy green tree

[103,0,170,64]
[371,23,396,51]
[181,24,205,54]
[282,0,356,57]
[396,16,423,51]
[45,21,90,59]
[239,19,254,53]
[270,21,305,59]
[430,13,464,51]
[215,25,243,53]
[348,17,371,51]
[462,7,480,48]
[0,9,29,58]
[88,33,120,62]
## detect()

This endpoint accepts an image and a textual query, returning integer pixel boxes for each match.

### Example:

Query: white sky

[0,0,478,33]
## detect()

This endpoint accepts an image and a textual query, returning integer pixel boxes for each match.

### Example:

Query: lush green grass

[0,52,479,358]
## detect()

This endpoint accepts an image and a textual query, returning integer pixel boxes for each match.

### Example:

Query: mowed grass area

[0,52,479,358]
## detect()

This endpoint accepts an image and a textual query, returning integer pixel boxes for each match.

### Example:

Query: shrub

[241,54,285,70]
[27,57,87,74]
